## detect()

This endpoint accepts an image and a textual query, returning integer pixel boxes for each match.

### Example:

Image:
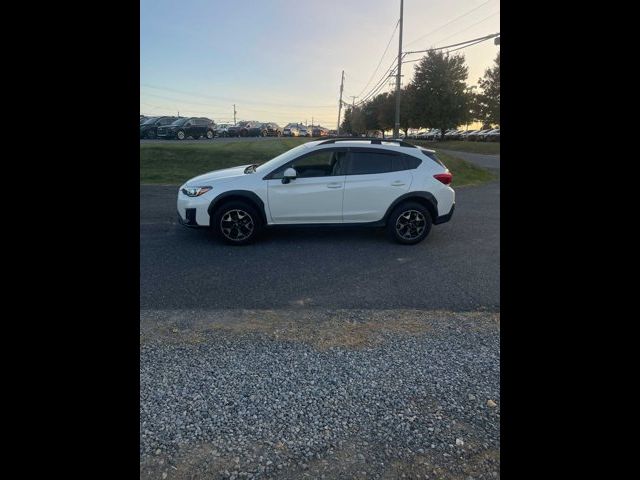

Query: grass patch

[434,151,496,186]
[413,139,500,155]
[140,138,312,184]
[140,138,495,186]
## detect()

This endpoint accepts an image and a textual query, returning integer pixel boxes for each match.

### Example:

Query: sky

[140,0,500,129]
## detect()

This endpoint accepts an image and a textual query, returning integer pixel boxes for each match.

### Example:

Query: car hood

[183,165,251,186]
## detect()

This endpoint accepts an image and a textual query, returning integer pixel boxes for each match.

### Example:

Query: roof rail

[317,137,417,148]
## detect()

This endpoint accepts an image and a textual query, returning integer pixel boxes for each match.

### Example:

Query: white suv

[177,138,455,245]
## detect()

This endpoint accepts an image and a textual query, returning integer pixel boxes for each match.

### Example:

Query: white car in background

[177,138,455,245]
[215,123,234,137]
[283,125,300,137]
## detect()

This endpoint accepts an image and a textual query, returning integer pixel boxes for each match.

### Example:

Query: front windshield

[142,116,161,125]
[254,144,308,174]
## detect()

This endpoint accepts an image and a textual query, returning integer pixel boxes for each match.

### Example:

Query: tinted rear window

[347,152,393,175]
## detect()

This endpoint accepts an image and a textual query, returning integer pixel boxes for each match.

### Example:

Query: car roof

[303,138,434,153]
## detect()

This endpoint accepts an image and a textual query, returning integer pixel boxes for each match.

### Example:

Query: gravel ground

[140,309,500,479]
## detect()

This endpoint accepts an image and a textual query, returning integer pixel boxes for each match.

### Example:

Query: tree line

[340,51,500,140]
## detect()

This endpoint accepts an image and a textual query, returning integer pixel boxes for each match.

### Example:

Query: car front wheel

[213,201,262,245]
[176,130,186,140]
[206,130,214,139]
[386,202,433,245]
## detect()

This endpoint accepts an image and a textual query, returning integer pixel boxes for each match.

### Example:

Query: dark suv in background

[255,122,282,137]
[227,121,260,137]
[157,117,216,140]
[140,116,180,139]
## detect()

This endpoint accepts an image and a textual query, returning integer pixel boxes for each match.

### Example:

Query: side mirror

[282,167,297,184]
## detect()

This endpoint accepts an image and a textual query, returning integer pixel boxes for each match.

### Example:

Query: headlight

[181,186,212,197]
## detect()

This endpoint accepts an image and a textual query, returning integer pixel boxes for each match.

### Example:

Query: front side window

[269,150,347,179]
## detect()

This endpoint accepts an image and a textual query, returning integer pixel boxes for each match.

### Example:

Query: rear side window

[392,155,422,171]
[347,151,394,175]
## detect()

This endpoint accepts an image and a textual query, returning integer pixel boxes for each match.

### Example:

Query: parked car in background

[424,129,441,141]
[472,129,494,141]
[227,121,260,137]
[485,128,500,142]
[328,130,338,137]
[215,123,234,137]
[157,117,216,140]
[299,126,310,137]
[312,127,329,137]
[140,116,148,125]
[460,129,478,140]
[283,124,300,137]
[140,116,180,139]
[256,122,282,137]
[443,129,460,140]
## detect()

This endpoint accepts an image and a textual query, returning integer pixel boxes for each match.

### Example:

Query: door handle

[326,182,343,188]
[391,181,406,186]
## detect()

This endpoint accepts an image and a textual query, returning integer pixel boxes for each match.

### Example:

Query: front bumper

[177,189,214,227]
[177,209,206,228]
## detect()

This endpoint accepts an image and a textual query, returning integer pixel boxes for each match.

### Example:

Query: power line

[355,57,399,106]
[355,32,499,106]
[355,19,399,98]
[404,32,500,55]
[433,10,500,45]
[404,0,493,47]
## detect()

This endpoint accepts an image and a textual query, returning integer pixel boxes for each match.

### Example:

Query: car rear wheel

[386,202,432,245]
[213,201,262,245]
[176,130,186,140]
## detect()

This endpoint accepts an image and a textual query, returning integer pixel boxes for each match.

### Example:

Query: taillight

[434,172,452,185]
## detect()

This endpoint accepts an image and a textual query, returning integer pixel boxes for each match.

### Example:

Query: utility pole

[350,96,357,108]
[393,0,404,138]
[233,104,237,125]
[337,70,345,136]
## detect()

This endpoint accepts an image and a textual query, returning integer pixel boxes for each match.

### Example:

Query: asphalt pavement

[140,151,499,311]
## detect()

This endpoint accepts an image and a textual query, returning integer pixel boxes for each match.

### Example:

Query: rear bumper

[434,204,455,225]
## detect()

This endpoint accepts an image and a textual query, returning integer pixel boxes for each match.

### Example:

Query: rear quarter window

[420,149,446,167]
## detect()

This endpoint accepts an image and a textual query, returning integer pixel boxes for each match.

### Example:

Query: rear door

[342,148,413,223]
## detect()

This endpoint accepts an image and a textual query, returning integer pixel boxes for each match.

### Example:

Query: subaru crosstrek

[177,138,455,245]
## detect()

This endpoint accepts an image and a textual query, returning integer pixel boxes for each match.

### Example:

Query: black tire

[206,130,214,139]
[146,130,156,139]
[386,201,433,245]
[212,201,262,245]
[176,130,186,140]
[240,129,248,137]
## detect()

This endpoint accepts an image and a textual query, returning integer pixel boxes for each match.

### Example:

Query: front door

[266,148,348,223]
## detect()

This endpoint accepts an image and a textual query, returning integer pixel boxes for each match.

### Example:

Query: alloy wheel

[220,209,254,241]
[395,210,427,240]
